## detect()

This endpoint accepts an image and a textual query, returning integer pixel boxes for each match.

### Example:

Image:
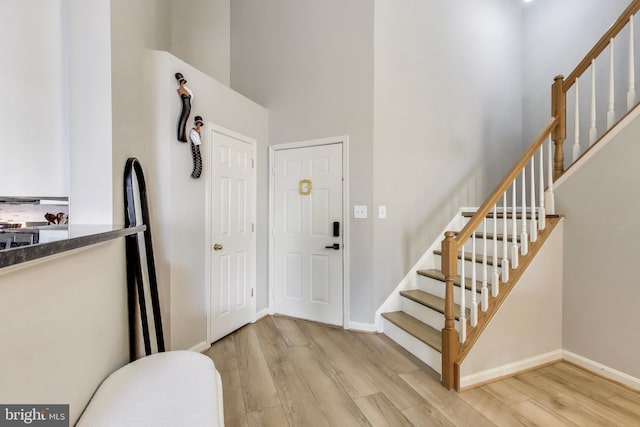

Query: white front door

[273,143,343,326]
[209,127,256,342]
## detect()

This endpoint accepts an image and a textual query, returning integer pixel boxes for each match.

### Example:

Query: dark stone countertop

[0,224,145,268]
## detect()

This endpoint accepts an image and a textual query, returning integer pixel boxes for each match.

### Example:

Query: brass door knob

[213,243,223,251]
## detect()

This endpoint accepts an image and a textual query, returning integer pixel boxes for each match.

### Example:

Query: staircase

[380,210,560,376]
[378,0,640,392]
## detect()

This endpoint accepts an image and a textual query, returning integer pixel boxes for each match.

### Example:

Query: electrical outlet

[354,205,368,219]
[378,205,387,219]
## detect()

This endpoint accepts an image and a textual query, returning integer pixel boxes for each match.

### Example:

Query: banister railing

[563,0,640,91]
[452,119,559,246]
[441,119,557,389]
[440,0,640,391]
[554,0,640,175]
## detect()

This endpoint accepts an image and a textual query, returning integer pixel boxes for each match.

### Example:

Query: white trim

[460,350,563,389]
[268,147,276,316]
[563,350,640,391]
[254,308,270,322]
[346,321,377,333]
[189,341,211,353]
[268,136,350,328]
[205,123,258,343]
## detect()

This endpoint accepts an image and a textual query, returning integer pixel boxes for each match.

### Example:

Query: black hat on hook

[194,115,204,126]
[175,72,187,84]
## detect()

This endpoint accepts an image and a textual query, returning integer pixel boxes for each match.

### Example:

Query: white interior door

[209,127,256,342]
[274,143,343,326]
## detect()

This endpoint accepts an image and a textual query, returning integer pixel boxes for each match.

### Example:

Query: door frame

[268,136,350,328]
[205,122,258,344]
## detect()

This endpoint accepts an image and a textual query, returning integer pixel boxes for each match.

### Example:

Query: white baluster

[491,205,499,297]
[545,136,556,215]
[608,38,616,129]
[501,192,509,283]
[481,219,488,312]
[471,233,478,327]
[590,59,598,145]
[573,77,581,162]
[459,242,466,343]
[538,145,546,231]
[511,180,519,268]
[629,15,636,111]
[530,157,538,242]
[520,168,529,256]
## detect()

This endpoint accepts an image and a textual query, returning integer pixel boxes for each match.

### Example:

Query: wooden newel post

[441,231,460,390]
[551,75,566,180]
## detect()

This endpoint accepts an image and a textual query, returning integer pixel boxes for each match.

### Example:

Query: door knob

[213,243,223,251]
[325,243,340,250]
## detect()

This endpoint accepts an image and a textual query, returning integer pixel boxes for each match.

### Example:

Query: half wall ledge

[0,225,145,269]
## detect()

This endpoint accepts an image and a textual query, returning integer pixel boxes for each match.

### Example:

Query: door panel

[210,129,255,342]
[274,143,343,325]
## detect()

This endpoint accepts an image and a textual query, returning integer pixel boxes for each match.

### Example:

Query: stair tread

[381,311,442,352]
[417,269,483,292]
[433,249,497,266]
[400,289,470,320]
[462,211,534,219]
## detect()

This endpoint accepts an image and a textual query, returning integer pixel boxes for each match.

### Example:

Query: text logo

[0,405,68,427]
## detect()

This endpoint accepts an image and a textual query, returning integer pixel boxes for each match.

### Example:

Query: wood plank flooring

[205,316,640,426]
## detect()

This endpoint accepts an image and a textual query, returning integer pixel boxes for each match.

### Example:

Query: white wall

[145,51,268,350]
[65,0,114,224]
[0,1,67,197]
[170,0,230,85]
[0,242,129,425]
[555,109,640,380]
[373,0,523,317]
[110,0,173,339]
[230,0,376,322]
[460,222,564,387]
[111,0,170,224]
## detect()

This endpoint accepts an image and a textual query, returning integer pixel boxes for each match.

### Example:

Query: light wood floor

[205,316,640,426]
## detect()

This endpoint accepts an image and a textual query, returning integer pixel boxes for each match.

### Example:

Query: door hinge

[252,158,255,169]
[251,223,255,232]
[251,288,254,297]
[271,165,276,175]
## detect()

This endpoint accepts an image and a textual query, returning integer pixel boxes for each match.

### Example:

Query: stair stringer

[374,208,476,332]
[457,219,564,389]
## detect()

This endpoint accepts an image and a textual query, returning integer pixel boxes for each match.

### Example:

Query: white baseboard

[460,349,563,389]
[563,350,640,391]
[347,321,377,333]
[254,308,270,322]
[189,341,211,354]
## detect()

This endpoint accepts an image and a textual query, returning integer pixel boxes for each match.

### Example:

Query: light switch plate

[354,205,368,219]
[378,205,387,219]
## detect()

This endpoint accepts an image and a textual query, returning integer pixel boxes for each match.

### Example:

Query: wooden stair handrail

[452,118,558,249]
[563,0,640,91]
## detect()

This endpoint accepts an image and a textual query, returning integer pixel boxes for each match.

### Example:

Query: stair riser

[467,237,517,259]
[416,275,478,307]
[382,319,442,375]
[470,218,534,237]
[435,257,499,278]
[401,297,460,331]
